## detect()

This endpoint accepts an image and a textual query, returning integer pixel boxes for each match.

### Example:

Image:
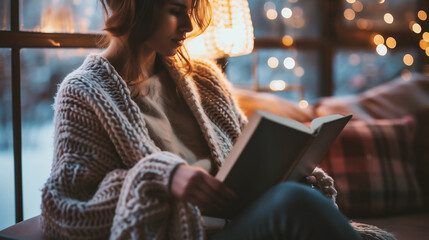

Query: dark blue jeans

[210,182,361,240]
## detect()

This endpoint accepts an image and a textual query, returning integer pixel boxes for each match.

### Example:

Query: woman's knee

[267,182,323,212]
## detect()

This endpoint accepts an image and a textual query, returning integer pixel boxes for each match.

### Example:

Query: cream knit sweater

[41,54,337,240]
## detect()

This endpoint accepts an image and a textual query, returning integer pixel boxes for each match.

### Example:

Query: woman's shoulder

[190,58,233,94]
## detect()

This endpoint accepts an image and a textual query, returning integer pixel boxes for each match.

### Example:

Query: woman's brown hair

[99,0,212,94]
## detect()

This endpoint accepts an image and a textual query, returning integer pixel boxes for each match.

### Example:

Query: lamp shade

[185,0,254,59]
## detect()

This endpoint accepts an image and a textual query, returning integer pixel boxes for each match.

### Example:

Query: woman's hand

[170,164,236,212]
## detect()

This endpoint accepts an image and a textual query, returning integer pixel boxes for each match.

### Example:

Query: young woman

[41,0,363,239]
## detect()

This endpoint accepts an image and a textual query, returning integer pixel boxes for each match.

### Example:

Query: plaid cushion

[319,116,423,217]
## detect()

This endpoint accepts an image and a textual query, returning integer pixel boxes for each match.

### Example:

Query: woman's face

[144,0,194,56]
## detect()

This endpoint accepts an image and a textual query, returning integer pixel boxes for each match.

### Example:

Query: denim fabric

[211,182,361,240]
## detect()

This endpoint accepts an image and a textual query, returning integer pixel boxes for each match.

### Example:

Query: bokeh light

[376,44,387,56]
[386,37,396,49]
[401,69,412,81]
[282,35,294,47]
[352,1,363,12]
[373,34,384,45]
[281,8,293,19]
[418,10,427,21]
[346,0,356,3]
[267,57,279,68]
[294,66,305,77]
[349,54,361,66]
[266,9,278,20]
[264,1,276,11]
[403,54,414,66]
[299,100,309,109]
[283,57,296,69]
[344,9,355,21]
[412,23,422,34]
[420,39,429,51]
[378,0,385,3]
[384,13,394,24]
[269,80,287,91]
[423,32,429,42]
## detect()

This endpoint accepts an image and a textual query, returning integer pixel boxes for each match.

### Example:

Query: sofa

[1,74,428,240]
[233,73,429,240]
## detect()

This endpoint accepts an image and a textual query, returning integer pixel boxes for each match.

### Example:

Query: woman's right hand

[170,164,236,212]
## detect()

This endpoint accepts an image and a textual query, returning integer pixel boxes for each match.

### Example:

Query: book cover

[207,111,352,219]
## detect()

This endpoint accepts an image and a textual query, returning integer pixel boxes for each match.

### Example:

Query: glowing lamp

[185,0,254,59]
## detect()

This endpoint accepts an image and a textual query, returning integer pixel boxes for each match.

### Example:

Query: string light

[266,9,278,20]
[423,32,429,42]
[346,0,356,4]
[420,39,429,51]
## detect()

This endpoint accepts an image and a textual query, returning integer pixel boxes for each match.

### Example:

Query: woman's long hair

[99,0,211,95]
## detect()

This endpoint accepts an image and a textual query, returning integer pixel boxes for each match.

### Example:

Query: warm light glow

[376,44,388,56]
[401,69,412,81]
[420,39,429,51]
[426,48,429,57]
[299,100,309,109]
[344,9,356,21]
[349,54,361,66]
[373,34,384,45]
[269,80,287,91]
[418,10,428,21]
[294,67,305,77]
[267,57,279,68]
[412,23,422,34]
[352,1,363,12]
[423,32,429,42]
[39,5,75,33]
[386,37,396,49]
[356,18,370,30]
[346,0,356,3]
[267,9,278,20]
[403,54,414,66]
[281,8,293,19]
[378,0,385,3]
[384,13,394,24]
[282,35,294,46]
[185,0,254,59]
[283,57,296,69]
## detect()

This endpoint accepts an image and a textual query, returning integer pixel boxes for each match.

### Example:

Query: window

[0,0,103,229]
[226,0,429,104]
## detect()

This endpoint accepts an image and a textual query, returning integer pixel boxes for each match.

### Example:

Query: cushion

[316,73,429,120]
[232,88,315,122]
[318,116,423,218]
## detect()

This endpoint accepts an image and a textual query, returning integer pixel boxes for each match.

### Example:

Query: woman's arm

[41,83,200,240]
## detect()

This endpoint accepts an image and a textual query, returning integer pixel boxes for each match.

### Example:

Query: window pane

[20,0,103,33]
[0,48,14,230]
[227,49,321,103]
[1,0,10,30]
[341,0,417,31]
[333,49,419,96]
[20,48,101,219]
[249,0,322,39]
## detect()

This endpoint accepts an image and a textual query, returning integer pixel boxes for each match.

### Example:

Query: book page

[258,111,312,134]
[310,114,344,133]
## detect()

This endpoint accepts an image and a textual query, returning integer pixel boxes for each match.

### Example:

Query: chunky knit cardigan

[41,54,338,240]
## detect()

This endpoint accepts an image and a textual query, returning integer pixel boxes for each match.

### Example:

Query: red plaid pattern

[319,116,423,217]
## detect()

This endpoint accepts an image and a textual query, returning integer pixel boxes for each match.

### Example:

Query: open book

[207,111,352,219]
